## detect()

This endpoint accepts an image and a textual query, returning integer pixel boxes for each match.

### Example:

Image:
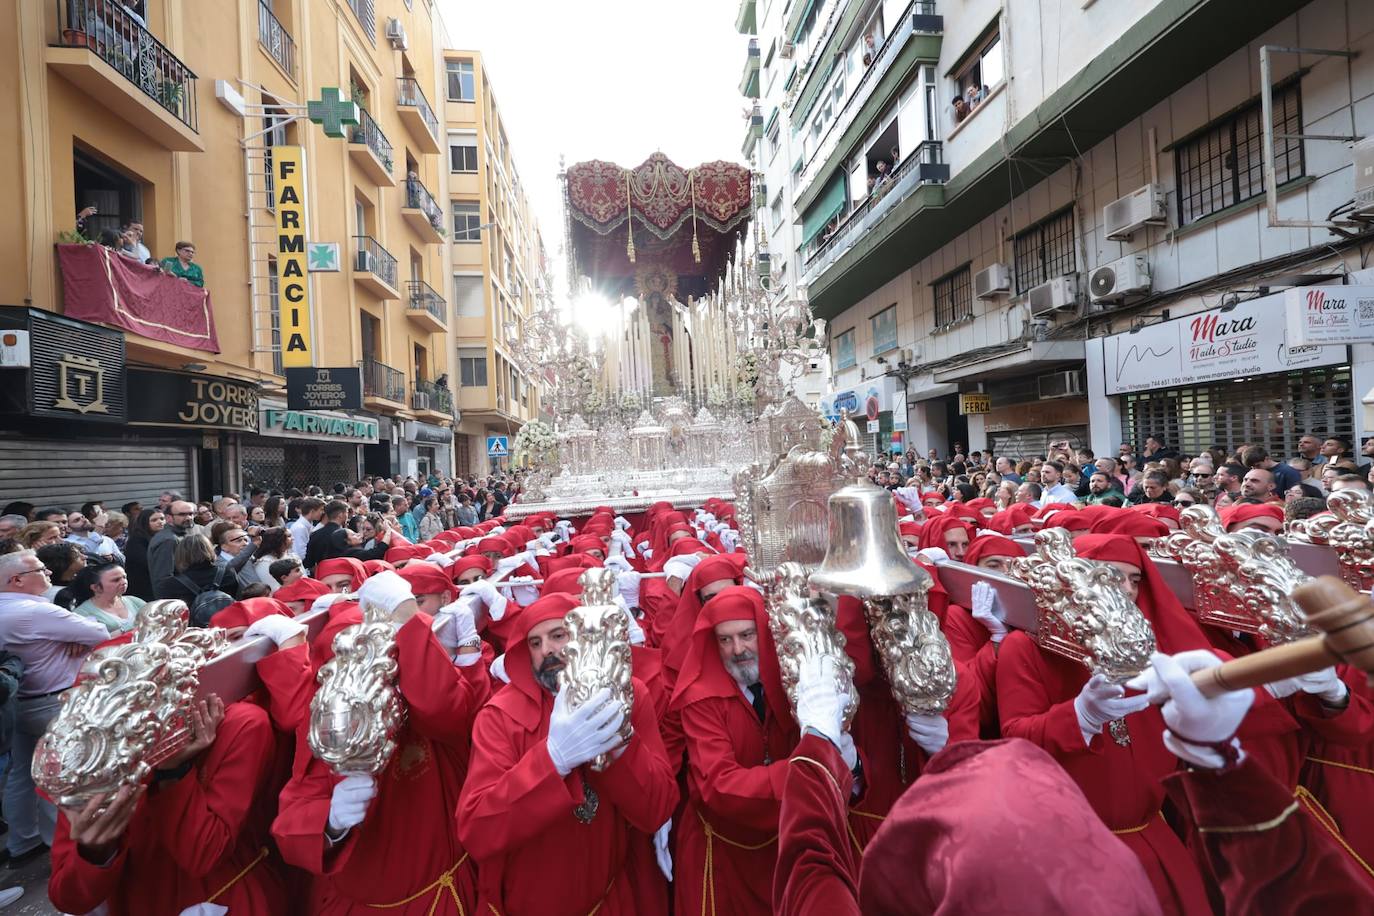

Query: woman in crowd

[419,496,445,540]
[156,533,240,605]
[263,495,286,528]
[18,521,61,550]
[69,561,145,637]
[37,541,87,607]
[251,527,293,594]
[122,508,164,601]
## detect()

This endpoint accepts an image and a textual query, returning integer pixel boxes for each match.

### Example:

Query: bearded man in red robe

[458,593,679,914]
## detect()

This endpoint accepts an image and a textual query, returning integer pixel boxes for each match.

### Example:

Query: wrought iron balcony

[353,234,399,297]
[413,379,455,416]
[360,357,405,403]
[396,77,440,150]
[802,140,948,282]
[347,106,394,185]
[257,1,294,76]
[406,279,448,331]
[403,177,446,242]
[54,0,199,132]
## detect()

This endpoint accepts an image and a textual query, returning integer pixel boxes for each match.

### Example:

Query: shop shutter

[0,437,191,509]
[1120,365,1352,458]
[989,426,1089,461]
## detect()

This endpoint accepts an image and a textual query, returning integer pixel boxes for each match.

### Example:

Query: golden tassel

[690,171,701,263]
[625,173,636,263]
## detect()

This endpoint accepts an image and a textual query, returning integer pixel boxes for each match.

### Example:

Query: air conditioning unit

[780,40,795,59]
[1354,137,1374,211]
[1027,275,1079,318]
[1037,369,1085,400]
[974,263,1011,299]
[385,18,408,50]
[356,250,375,273]
[1103,184,1166,240]
[1088,255,1152,303]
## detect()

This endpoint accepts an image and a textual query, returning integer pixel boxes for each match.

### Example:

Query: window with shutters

[1013,208,1075,294]
[1175,82,1304,226]
[459,348,487,387]
[449,142,478,173]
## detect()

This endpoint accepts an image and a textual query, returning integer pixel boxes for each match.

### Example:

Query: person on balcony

[159,241,203,288]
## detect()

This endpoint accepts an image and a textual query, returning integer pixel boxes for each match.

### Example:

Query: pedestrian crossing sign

[486,436,509,457]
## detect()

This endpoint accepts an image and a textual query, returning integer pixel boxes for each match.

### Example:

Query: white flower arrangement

[733,386,756,408]
[706,384,729,408]
[619,390,643,411]
[581,388,606,414]
[513,420,558,465]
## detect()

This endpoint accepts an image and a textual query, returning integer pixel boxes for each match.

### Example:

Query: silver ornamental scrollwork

[1211,527,1316,644]
[861,581,957,717]
[32,599,229,808]
[1321,489,1374,591]
[765,562,858,728]
[308,598,404,776]
[1008,528,1156,683]
[1151,506,1243,628]
[560,567,635,772]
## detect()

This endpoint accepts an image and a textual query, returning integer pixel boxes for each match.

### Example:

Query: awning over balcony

[801,172,847,246]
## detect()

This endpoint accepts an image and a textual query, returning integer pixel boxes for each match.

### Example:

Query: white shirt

[0,592,109,696]
[1038,483,1079,507]
[66,531,123,563]
[288,516,316,559]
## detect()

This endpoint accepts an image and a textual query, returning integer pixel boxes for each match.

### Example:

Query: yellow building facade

[1,0,463,505]
[442,50,546,475]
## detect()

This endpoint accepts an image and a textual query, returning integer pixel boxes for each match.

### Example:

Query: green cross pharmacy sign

[306,87,359,138]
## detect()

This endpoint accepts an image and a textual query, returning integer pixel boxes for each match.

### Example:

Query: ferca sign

[275,146,313,367]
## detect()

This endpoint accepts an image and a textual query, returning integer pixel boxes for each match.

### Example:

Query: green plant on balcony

[57,229,93,245]
[157,79,183,111]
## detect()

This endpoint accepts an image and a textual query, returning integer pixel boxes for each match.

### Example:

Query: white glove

[1263,665,1348,706]
[616,570,643,609]
[490,653,510,683]
[525,538,550,555]
[1073,673,1150,747]
[461,579,509,621]
[614,595,646,646]
[555,520,574,541]
[905,713,949,755]
[894,487,921,512]
[546,686,626,776]
[432,594,481,651]
[500,576,540,607]
[179,905,229,916]
[538,533,558,549]
[355,571,414,616]
[837,732,859,772]
[242,613,307,647]
[697,529,711,544]
[602,555,633,574]
[794,656,844,746]
[610,529,635,557]
[719,530,740,552]
[1127,651,1254,769]
[614,516,632,531]
[640,547,653,560]
[311,592,353,613]
[969,581,1008,643]
[423,552,456,568]
[489,525,507,536]
[327,773,377,834]
[916,547,949,565]
[653,820,673,881]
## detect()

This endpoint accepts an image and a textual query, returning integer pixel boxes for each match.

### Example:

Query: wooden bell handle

[1189,576,1374,698]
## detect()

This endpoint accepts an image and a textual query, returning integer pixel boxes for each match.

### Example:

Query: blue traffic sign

[486,435,509,457]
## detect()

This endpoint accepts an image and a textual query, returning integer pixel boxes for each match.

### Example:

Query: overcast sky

[437,0,750,305]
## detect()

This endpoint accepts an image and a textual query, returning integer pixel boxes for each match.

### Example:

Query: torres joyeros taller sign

[274,146,313,368]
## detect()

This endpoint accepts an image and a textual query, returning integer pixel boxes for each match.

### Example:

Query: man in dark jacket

[302,500,348,574]
[147,500,194,596]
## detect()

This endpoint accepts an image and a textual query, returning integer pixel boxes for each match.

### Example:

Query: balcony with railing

[801,140,947,286]
[396,77,441,153]
[406,279,447,333]
[361,357,405,406]
[412,379,456,418]
[347,0,376,42]
[347,107,395,186]
[257,1,294,77]
[353,235,399,299]
[49,0,202,151]
[794,1,941,208]
[402,177,445,244]
[740,38,761,98]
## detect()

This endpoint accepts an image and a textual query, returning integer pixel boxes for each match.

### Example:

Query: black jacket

[124,535,154,600]
[0,652,23,754]
[155,561,241,603]
[303,521,342,573]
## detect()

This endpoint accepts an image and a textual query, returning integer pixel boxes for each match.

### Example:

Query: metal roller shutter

[0,437,192,509]
[1120,365,1353,458]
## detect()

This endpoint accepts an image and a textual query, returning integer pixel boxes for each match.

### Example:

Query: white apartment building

[749,0,1374,461]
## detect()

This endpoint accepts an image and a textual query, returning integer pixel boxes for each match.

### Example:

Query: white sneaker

[0,887,23,908]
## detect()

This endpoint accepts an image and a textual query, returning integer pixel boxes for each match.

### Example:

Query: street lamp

[453,220,496,241]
